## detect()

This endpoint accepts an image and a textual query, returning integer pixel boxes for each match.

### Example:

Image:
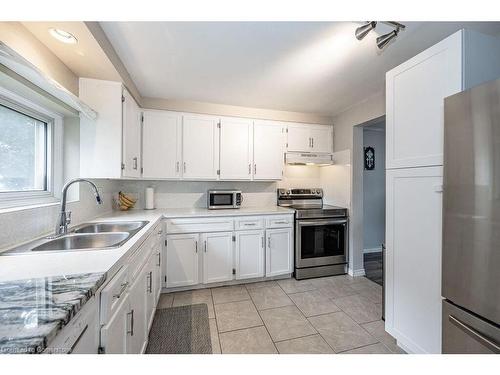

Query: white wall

[363,127,385,252]
[329,91,385,276]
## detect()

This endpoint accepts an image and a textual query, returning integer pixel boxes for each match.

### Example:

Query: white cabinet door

[386,32,462,169]
[310,125,333,153]
[219,117,253,180]
[142,110,182,179]
[202,232,234,284]
[287,123,311,152]
[265,228,293,277]
[127,266,148,354]
[153,242,162,304]
[100,294,129,354]
[122,88,142,178]
[182,114,220,179]
[165,234,199,288]
[385,166,443,353]
[253,121,284,180]
[145,254,156,331]
[235,230,265,280]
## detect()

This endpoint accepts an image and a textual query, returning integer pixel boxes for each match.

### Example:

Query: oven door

[208,192,235,209]
[295,218,348,268]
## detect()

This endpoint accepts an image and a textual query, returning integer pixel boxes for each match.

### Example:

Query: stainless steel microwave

[207,190,242,209]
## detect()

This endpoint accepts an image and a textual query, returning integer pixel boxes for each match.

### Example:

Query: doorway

[362,121,385,285]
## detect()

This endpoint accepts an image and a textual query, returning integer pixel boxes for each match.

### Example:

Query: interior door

[122,88,141,178]
[386,166,443,353]
[253,121,284,180]
[219,117,253,180]
[202,232,234,284]
[182,114,220,179]
[100,294,129,354]
[235,230,265,279]
[165,234,199,288]
[265,228,292,277]
[286,123,311,152]
[142,110,182,179]
[310,125,333,153]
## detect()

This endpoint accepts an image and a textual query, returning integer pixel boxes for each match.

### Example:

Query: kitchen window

[0,89,63,209]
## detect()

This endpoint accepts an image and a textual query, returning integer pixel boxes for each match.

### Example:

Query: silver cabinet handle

[147,271,152,293]
[248,164,251,175]
[113,282,128,299]
[195,241,198,253]
[204,240,207,253]
[274,221,288,224]
[133,157,138,170]
[176,161,179,173]
[267,237,271,248]
[243,223,256,226]
[157,252,161,267]
[127,309,134,336]
[183,162,186,173]
[311,137,314,148]
[448,315,500,353]
[254,164,257,174]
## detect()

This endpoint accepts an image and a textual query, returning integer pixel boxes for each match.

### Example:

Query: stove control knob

[286,191,290,195]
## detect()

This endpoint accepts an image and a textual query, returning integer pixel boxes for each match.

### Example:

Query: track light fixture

[355,21,377,40]
[354,21,405,49]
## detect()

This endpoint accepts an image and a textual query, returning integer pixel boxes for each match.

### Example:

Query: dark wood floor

[364,252,383,286]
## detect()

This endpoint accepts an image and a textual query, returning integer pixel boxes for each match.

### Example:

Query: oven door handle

[297,219,348,226]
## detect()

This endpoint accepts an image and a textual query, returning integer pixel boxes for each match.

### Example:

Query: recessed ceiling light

[48,28,78,44]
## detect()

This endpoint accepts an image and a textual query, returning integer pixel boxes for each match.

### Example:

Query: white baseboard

[364,246,382,254]
[348,268,366,277]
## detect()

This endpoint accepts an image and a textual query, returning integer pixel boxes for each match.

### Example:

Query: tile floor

[157,275,405,354]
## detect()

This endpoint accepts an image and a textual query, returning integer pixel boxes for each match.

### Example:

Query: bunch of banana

[118,191,137,210]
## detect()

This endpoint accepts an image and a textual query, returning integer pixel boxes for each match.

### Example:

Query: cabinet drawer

[235,216,264,230]
[165,217,234,233]
[100,266,129,324]
[266,215,294,228]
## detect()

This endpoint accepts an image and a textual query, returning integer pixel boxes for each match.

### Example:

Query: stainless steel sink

[74,221,148,234]
[31,232,130,252]
[1,220,150,255]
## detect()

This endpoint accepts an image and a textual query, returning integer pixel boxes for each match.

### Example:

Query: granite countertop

[0,272,106,354]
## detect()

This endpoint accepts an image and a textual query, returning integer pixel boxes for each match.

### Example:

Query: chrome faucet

[53,178,102,237]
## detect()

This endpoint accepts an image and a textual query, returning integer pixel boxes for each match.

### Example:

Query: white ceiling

[101,22,500,116]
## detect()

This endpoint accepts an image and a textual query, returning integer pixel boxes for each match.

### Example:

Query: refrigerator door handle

[449,314,500,353]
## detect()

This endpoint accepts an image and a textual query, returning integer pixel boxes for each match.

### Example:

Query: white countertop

[0,206,294,282]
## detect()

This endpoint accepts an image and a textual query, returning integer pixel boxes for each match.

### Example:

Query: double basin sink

[3,221,149,255]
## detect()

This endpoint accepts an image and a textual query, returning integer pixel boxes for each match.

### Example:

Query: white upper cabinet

[253,121,285,180]
[386,29,500,169]
[122,89,142,178]
[219,117,253,180]
[142,110,182,179]
[182,114,220,180]
[287,123,333,154]
[386,32,462,169]
[80,78,141,179]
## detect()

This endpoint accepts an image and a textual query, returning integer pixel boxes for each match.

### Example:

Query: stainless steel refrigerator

[443,77,500,354]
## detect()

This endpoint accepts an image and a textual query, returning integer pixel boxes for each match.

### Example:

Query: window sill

[0,198,60,215]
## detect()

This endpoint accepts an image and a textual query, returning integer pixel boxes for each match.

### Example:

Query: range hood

[285,152,334,166]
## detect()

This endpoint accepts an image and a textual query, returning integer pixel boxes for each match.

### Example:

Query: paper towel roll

[145,187,155,210]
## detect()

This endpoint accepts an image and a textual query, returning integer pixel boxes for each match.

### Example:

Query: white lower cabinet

[127,264,148,354]
[145,253,156,331]
[235,230,265,279]
[385,166,443,353]
[100,294,130,354]
[165,234,199,288]
[265,228,293,277]
[202,232,234,284]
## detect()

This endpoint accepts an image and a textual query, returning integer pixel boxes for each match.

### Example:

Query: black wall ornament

[364,146,375,170]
